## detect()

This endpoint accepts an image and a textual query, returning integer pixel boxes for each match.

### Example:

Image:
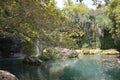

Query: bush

[81,48,90,55]
[40,48,59,60]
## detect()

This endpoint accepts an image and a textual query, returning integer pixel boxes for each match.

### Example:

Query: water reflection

[59,67,88,80]
[105,67,120,80]
[0,61,44,80]
[0,55,120,80]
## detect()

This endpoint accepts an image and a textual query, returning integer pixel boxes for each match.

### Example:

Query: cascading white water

[95,24,102,55]
[35,40,40,57]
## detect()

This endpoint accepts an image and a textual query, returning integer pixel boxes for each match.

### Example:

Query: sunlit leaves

[71,3,88,15]
[64,1,88,24]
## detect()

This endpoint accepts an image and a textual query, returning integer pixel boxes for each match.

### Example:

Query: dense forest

[0,0,120,58]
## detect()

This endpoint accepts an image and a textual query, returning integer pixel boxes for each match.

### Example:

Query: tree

[0,0,66,56]
[62,0,89,48]
[106,0,120,50]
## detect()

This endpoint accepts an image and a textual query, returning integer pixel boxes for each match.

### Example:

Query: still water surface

[0,55,120,80]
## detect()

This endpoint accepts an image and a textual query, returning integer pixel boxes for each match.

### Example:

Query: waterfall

[35,40,40,57]
[96,24,100,49]
[95,24,102,55]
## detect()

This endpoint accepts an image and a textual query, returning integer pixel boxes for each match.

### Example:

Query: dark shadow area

[0,37,14,57]
[0,37,21,58]
[100,29,115,50]
[0,61,44,80]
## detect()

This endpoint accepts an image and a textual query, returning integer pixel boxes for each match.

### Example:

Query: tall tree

[106,0,120,49]
[0,0,66,56]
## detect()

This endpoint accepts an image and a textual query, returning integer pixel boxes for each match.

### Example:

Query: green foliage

[64,1,88,23]
[62,1,116,49]
[62,1,89,48]
[0,0,119,58]
[106,0,120,50]
[40,48,59,60]
[100,29,115,49]
[107,0,120,39]
[0,0,67,56]
[22,41,35,56]
[81,48,90,55]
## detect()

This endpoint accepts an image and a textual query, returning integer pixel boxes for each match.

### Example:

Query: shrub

[81,48,90,55]
[40,48,59,60]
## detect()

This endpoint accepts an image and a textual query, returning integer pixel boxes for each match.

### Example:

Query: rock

[102,49,119,55]
[117,58,120,63]
[0,70,18,80]
[54,47,77,54]
[23,56,43,65]
[53,47,78,58]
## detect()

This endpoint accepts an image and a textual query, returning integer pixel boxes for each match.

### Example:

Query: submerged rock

[23,56,43,65]
[0,70,18,80]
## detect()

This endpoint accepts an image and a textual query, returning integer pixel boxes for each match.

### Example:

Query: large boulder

[0,70,18,80]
